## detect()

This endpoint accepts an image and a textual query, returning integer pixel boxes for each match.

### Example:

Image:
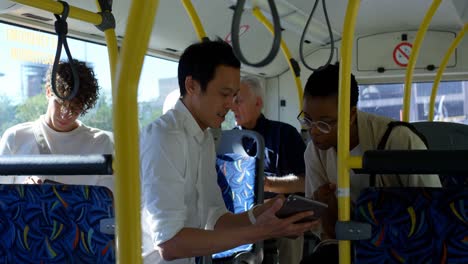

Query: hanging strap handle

[51,1,80,101]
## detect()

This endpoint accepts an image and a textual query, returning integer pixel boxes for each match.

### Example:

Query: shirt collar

[240,114,267,132]
[174,99,207,143]
[253,114,267,130]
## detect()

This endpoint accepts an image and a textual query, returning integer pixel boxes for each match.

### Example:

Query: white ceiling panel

[0,0,466,76]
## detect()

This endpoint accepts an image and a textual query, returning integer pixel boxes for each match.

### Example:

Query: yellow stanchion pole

[104,29,118,91]
[402,0,442,122]
[252,7,304,112]
[428,23,468,121]
[95,0,118,92]
[181,0,207,41]
[338,1,361,263]
[12,0,102,25]
[113,0,160,263]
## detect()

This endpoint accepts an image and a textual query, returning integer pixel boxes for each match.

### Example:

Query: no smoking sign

[393,42,413,67]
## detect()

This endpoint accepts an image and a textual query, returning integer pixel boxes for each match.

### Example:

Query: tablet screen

[275,195,328,222]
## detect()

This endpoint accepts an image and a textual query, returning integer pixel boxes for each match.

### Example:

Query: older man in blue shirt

[231,75,307,264]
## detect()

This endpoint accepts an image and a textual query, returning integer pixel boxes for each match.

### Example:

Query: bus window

[137,55,237,129]
[358,81,468,123]
[137,55,178,128]
[0,22,195,134]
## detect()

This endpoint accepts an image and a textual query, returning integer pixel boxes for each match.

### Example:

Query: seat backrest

[354,187,468,264]
[412,121,468,150]
[0,184,115,263]
[212,130,264,261]
[412,121,468,186]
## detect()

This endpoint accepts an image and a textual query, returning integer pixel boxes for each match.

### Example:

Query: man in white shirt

[0,60,114,190]
[140,40,319,264]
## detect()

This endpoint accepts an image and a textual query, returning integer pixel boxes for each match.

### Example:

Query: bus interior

[0,0,468,263]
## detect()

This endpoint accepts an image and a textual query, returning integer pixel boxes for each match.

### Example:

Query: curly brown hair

[45,59,99,115]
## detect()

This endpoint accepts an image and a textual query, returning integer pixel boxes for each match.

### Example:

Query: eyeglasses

[53,97,82,118]
[297,111,336,134]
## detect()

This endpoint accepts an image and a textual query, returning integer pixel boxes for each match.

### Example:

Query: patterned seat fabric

[354,187,468,264]
[0,184,115,264]
[213,153,257,259]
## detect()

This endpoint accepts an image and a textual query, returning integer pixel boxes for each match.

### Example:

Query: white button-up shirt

[140,100,228,264]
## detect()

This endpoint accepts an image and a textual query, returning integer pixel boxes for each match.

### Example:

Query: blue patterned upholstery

[0,184,115,263]
[213,153,257,259]
[354,187,468,264]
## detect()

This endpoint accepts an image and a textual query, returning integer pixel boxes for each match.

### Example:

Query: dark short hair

[178,39,240,96]
[45,59,99,115]
[304,63,359,107]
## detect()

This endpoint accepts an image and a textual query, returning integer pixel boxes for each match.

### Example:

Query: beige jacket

[304,110,441,201]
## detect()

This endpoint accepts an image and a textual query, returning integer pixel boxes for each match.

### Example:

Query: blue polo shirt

[239,114,306,197]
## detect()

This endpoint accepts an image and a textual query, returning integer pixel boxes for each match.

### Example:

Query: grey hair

[241,75,265,101]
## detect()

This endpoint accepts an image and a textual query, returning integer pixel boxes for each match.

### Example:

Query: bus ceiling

[1,0,468,80]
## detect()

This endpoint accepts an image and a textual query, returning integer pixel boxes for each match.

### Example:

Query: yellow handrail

[348,156,363,170]
[104,29,118,92]
[428,23,468,121]
[12,0,102,25]
[12,0,117,90]
[181,0,207,41]
[337,1,361,263]
[95,0,118,91]
[252,7,304,112]
[113,0,160,263]
[402,0,442,122]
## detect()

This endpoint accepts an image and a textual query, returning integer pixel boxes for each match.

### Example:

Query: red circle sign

[224,25,250,43]
[393,42,413,67]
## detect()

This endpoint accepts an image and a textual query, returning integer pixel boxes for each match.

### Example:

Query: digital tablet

[275,194,328,223]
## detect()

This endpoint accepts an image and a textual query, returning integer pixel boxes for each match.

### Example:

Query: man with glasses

[301,63,441,241]
[231,75,306,264]
[0,60,114,190]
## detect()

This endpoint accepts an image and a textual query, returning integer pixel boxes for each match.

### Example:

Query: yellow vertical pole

[104,29,119,91]
[181,0,207,40]
[95,0,119,92]
[402,0,442,122]
[113,0,160,263]
[338,1,360,263]
[252,7,304,112]
[428,23,468,121]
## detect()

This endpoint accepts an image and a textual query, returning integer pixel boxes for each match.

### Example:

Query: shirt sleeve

[280,125,307,176]
[0,129,15,184]
[0,128,14,155]
[384,126,441,187]
[304,142,329,198]
[92,132,115,192]
[304,142,329,237]
[140,124,188,246]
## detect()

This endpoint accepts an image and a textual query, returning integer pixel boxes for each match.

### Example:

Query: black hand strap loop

[51,1,80,101]
[299,0,335,72]
[231,0,282,67]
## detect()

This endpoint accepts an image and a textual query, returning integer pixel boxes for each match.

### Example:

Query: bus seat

[412,121,468,186]
[354,187,468,264]
[209,130,265,264]
[0,184,115,263]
